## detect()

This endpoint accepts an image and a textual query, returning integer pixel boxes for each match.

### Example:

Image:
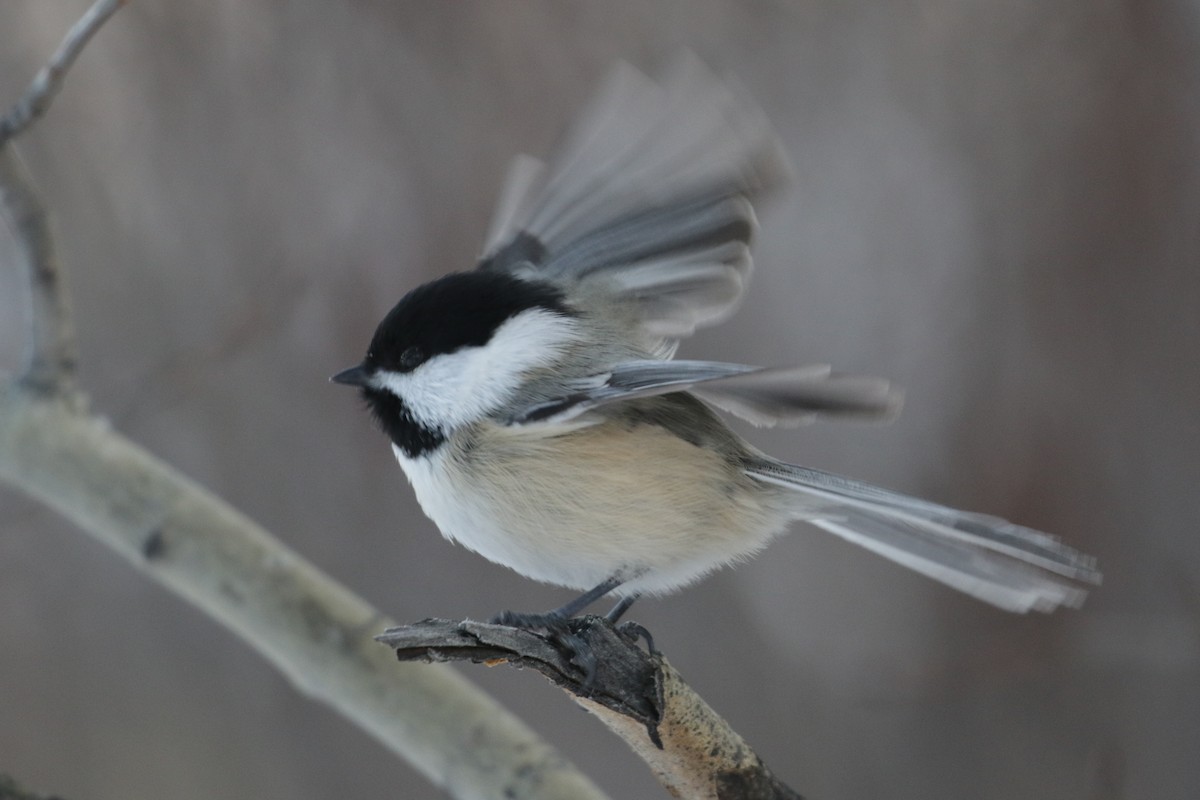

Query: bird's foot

[489,609,601,690]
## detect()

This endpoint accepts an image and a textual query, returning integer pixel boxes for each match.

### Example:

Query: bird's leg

[490,577,626,689]
[603,592,657,654]
[490,576,623,629]
[605,593,639,623]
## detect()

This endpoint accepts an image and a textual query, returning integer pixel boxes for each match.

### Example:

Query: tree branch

[379,618,804,800]
[0,0,128,146]
[0,387,609,800]
[0,1,124,396]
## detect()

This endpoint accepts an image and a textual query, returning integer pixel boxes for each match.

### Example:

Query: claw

[490,611,601,688]
[616,621,658,656]
[557,630,600,691]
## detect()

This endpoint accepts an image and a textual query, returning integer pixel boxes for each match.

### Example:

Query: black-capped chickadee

[333,57,1099,628]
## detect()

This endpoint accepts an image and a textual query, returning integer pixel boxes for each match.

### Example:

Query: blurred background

[2,2,1198,798]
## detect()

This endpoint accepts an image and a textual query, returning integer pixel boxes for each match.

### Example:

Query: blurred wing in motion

[477,55,790,349]
[508,359,902,428]
[747,461,1103,613]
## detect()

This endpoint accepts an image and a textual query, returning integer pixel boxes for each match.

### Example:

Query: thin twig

[0,148,78,397]
[0,0,127,395]
[0,0,128,146]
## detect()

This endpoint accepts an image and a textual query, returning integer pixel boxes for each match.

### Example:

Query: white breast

[391,420,792,596]
[393,444,529,570]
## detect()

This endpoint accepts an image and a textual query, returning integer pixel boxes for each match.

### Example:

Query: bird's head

[332,271,579,457]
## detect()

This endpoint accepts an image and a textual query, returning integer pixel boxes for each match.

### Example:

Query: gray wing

[747,461,1102,613]
[477,55,789,347]
[508,359,902,428]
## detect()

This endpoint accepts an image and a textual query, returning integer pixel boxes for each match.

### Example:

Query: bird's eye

[399,346,425,371]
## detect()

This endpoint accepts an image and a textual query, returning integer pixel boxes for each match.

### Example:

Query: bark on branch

[380,618,803,800]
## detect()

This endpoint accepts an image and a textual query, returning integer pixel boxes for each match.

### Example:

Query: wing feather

[507,359,901,427]
[479,55,789,345]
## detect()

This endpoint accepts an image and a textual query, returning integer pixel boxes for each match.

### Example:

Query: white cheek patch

[375,308,580,431]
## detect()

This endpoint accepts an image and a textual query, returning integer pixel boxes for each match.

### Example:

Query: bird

[332,56,1100,633]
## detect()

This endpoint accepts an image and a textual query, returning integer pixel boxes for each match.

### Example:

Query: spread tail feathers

[747,461,1101,613]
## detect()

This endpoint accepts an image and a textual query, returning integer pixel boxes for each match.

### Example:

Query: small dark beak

[330,364,371,387]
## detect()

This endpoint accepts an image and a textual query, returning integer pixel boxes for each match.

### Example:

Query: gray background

[2,2,1198,798]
